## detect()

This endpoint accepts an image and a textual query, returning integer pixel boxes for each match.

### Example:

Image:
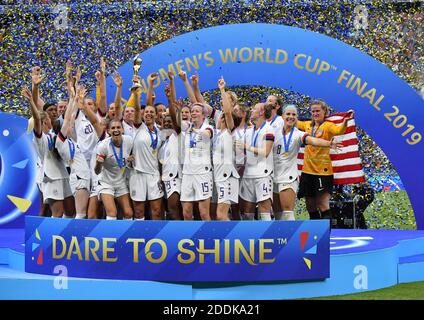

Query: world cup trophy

[131,54,143,91]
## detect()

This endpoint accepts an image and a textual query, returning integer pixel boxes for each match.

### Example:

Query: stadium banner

[25,216,330,282]
[108,23,424,228]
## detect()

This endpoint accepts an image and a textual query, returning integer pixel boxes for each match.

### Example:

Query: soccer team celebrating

[23,58,354,221]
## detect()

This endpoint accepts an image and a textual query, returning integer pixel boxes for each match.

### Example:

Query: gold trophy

[131,54,143,91]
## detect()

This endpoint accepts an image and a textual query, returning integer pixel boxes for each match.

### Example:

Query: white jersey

[273,127,308,184]
[212,129,239,182]
[267,115,284,134]
[96,135,133,186]
[33,132,69,180]
[181,121,214,175]
[232,125,248,166]
[243,122,275,179]
[158,131,182,181]
[208,109,222,129]
[35,157,43,185]
[132,123,161,175]
[55,131,91,179]
[90,131,109,182]
[74,110,99,164]
[123,120,136,138]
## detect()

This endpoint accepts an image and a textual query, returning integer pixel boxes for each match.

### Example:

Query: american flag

[297,112,365,185]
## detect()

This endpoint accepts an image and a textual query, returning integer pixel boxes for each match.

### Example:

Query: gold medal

[283,152,289,157]
[119,167,125,174]
[69,159,74,165]
[152,149,157,156]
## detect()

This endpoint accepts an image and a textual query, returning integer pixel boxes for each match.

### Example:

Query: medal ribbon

[68,139,75,162]
[270,115,278,125]
[283,127,295,154]
[47,134,54,151]
[251,121,266,147]
[148,126,158,150]
[189,120,204,148]
[111,140,124,169]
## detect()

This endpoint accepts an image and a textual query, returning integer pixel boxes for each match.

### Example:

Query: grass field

[309,282,424,300]
[294,191,416,230]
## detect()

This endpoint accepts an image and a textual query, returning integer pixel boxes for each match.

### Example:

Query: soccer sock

[75,213,86,219]
[259,212,272,221]
[282,211,295,221]
[309,211,321,220]
[135,218,145,221]
[123,217,133,220]
[106,216,117,220]
[321,209,332,220]
[274,212,283,220]
[243,212,255,220]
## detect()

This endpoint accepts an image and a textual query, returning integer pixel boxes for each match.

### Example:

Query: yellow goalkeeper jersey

[297,120,346,176]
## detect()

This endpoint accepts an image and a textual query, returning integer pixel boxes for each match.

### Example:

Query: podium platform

[1,227,424,300]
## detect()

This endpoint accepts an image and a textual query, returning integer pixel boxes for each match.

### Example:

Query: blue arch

[106,23,424,229]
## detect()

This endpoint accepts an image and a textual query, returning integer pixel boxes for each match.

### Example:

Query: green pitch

[309,282,424,300]
[295,191,416,230]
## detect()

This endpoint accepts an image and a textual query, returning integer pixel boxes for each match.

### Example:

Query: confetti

[0,0,421,229]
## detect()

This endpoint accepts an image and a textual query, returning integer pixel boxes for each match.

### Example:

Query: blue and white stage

[1,226,424,300]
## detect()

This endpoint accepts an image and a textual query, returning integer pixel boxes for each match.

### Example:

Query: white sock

[274,212,283,220]
[106,216,117,220]
[76,213,86,219]
[123,217,133,220]
[243,212,255,221]
[135,218,145,221]
[259,212,272,221]
[282,211,295,221]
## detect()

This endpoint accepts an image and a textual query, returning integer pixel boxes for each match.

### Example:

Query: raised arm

[133,83,143,126]
[190,74,205,104]
[146,73,158,106]
[61,93,77,137]
[168,71,177,104]
[97,57,107,116]
[65,60,74,99]
[22,87,42,136]
[218,77,234,131]
[31,66,45,110]
[178,70,196,104]
[112,72,123,120]
[165,84,180,134]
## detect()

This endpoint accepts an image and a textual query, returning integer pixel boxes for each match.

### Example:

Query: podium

[330,200,357,229]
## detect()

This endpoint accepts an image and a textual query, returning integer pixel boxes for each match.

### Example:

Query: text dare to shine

[51,236,288,265]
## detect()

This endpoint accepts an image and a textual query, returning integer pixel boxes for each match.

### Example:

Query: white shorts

[212,177,239,204]
[240,176,273,203]
[163,177,181,199]
[129,171,164,201]
[89,177,99,198]
[98,180,129,198]
[180,173,213,202]
[43,178,73,203]
[273,179,299,194]
[36,165,43,192]
[69,172,90,194]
